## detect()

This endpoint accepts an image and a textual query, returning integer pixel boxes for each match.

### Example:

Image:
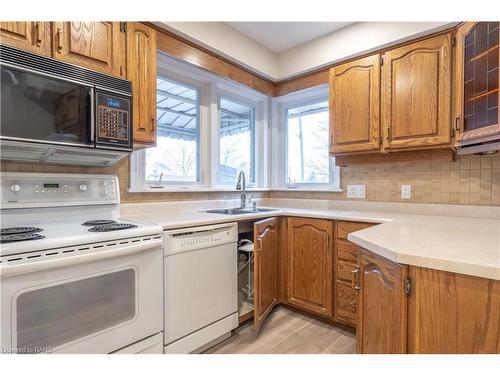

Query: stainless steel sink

[204,207,278,215]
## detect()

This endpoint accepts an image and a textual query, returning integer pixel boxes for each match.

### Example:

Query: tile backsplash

[2,154,499,206]
[269,154,500,206]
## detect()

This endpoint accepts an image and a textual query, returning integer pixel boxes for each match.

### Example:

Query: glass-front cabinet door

[455,22,500,146]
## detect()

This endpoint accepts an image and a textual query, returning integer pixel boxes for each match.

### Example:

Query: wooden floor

[205,307,356,354]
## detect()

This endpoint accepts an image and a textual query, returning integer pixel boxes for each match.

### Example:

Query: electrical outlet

[347,185,366,199]
[401,184,412,199]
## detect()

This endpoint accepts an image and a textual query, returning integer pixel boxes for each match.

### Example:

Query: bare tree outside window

[287,101,330,184]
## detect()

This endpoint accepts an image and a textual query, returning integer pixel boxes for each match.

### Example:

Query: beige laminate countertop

[123,205,500,281]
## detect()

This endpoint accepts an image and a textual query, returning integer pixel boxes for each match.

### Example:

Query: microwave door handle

[0,238,162,278]
[89,88,95,143]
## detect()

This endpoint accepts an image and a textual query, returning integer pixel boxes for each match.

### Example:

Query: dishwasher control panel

[164,222,238,255]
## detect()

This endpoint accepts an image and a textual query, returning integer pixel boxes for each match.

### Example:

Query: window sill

[128,187,270,193]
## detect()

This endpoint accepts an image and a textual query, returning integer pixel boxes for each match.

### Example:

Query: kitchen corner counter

[122,201,500,281]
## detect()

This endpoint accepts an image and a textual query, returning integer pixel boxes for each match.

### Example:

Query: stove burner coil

[0,227,43,235]
[82,220,117,226]
[88,223,138,232]
[0,233,45,243]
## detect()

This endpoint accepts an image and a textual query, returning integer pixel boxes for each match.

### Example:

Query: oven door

[0,64,94,148]
[0,237,163,354]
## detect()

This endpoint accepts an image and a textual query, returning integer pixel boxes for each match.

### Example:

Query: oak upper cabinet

[381,33,453,151]
[253,217,279,331]
[52,22,126,78]
[330,54,381,155]
[286,217,333,319]
[126,22,157,146]
[455,22,500,148]
[0,22,51,56]
[356,248,408,354]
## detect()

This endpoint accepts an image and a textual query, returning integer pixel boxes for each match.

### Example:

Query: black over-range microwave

[0,44,133,165]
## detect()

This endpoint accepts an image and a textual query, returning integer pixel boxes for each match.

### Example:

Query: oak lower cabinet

[408,267,500,354]
[127,22,157,146]
[334,221,375,327]
[52,22,126,78]
[356,248,409,354]
[285,217,334,319]
[356,247,500,354]
[253,217,279,331]
[0,22,51,56]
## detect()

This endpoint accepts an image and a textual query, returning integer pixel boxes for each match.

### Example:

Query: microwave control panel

[96,92,131,148]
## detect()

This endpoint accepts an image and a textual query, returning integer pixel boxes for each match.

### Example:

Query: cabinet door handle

[150,116,156,134]
[352,267,360,291]
[386,125,391,141]
[56,28,63,53]
[256,237,263,252]
[329,134,334,147]
[34,22,42,47]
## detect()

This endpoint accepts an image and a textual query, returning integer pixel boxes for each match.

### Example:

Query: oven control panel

[1,173,120,208]
[95,92,131,149]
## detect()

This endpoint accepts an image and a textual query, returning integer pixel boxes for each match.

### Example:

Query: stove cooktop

[0,219,162,257]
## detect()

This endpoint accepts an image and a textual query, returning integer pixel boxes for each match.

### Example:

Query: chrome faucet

[236,171,247,208]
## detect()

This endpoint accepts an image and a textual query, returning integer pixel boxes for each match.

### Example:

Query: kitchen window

[129,52,268,192]
[218,97,255,185]
[270,84,340,191]
[286,100,330,185]
[145,77,201,183]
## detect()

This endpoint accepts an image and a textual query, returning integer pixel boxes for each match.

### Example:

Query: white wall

[277,22,455,79]
[156,22,278,80]
[158,22,457,81]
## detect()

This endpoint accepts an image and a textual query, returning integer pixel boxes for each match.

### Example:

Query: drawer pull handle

[34,22,42,47]
[352,267,360,290]
[56,28,63,53]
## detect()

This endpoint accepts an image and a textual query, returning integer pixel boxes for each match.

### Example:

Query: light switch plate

[401,184,412,199]
[347,184,366,199]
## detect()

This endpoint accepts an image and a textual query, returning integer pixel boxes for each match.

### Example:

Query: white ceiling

[226,22,355,53]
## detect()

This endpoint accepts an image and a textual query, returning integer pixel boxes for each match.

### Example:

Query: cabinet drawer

[336,282,357,326]
[337,239,358,262]
[337,260,357,282]
[337,221,374,239]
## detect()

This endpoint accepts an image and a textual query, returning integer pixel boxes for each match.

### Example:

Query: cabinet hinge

[120,22,127,33]
[380,55,384,66]
[451,36,456,47]
[404,278,411,295]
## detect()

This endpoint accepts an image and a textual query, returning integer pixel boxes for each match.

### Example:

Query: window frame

[271,84,341,192]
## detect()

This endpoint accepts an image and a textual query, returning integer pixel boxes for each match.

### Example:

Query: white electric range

[0,172,164,354]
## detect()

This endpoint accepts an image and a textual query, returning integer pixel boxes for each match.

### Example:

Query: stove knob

[10,184,21,192]
[79,183,88,192]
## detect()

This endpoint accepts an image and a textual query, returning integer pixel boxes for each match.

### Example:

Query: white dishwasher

[163,222,238,354]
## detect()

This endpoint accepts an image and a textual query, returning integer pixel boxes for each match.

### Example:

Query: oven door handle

[0,238,162,277]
